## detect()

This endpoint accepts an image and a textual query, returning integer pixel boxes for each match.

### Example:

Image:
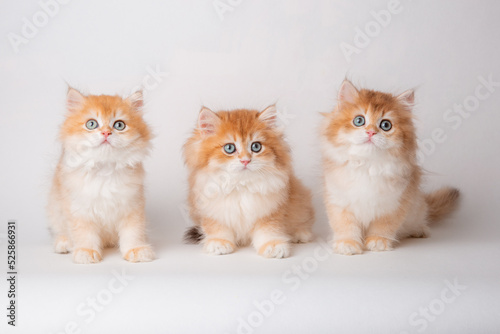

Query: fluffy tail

[183,226,204,244]
[425,187,460,223]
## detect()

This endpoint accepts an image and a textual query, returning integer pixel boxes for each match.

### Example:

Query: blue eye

[251,142,262,153]
[353,116,365,127]
[113,120,126,131]
[380,120,392,131]
[224,143,236,154]
[86,119,98,130]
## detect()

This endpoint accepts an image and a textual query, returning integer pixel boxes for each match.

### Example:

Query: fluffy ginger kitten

[47,88,155,264]
[321,80,459,255]
[183,106,314,258]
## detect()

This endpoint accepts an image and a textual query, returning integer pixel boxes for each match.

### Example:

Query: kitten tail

[425,187,460,223]
[184,226,204,244]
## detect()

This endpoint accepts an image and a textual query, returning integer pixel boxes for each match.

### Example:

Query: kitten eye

[251,142,262,153]
[86,119,98,130]
[353,116,365,127]
[380,120,392,131]
[223,143,236,154]
[113,120,126,131]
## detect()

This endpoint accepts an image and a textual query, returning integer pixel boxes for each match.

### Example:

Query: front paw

[365,236,394,252]
[54,236,72,254]
[333,239,363,255]
[204,238,235,255]
[124,246,155,262]
[291,229,314,244]
[73,248,102,264]
[258,241,291,259]
[409,226,430,238]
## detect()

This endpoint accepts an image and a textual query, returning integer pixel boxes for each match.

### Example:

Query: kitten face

[186,106,290,175]
[60,88,151,164]
[217,134,268,173]
[323,80,417,158]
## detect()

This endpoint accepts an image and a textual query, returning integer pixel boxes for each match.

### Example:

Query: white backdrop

[1,1,499,333]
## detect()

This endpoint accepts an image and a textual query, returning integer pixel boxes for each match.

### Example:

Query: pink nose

[366,130,377,137]
[240,159,251,166]
[102,131,112,138]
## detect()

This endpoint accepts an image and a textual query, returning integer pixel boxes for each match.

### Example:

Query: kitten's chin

[227,166,253,174]
[91,142,116,151]
[349,142,382,157]
[362,141,381,149]
[221,164,270,177]
[63,141,148,169]
[96,143,113,149]
[100,141,113,146]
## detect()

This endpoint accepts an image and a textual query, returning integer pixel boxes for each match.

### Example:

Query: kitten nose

[102,131,112,138]
[366,130,377,137]
[240,159,251,166]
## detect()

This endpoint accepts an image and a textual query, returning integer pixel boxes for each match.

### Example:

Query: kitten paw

[291,230,313,243]
[333,240,363,255]
[54,236,72,254]
[124,246,155,262]
[258,241,291,259]
[204,239,235,255]
[409,226,430,238]
[73,248,102,264]
[365,236,394,252]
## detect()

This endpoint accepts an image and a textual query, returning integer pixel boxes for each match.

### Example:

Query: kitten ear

[397,89,415,106]
[198,107,220,135]
[66,87,85,112]
[338,79,359,105]
[258,105,278,128]
[126,90,144,111]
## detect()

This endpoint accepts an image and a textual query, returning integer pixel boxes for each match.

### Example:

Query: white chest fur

[193,169,288,240]
[63,163,142,223]
[324,148,409,226]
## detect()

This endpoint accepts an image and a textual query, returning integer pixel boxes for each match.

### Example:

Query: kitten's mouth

[239,165,254,172]
[364,138,376,145]
[360,139,379,148]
